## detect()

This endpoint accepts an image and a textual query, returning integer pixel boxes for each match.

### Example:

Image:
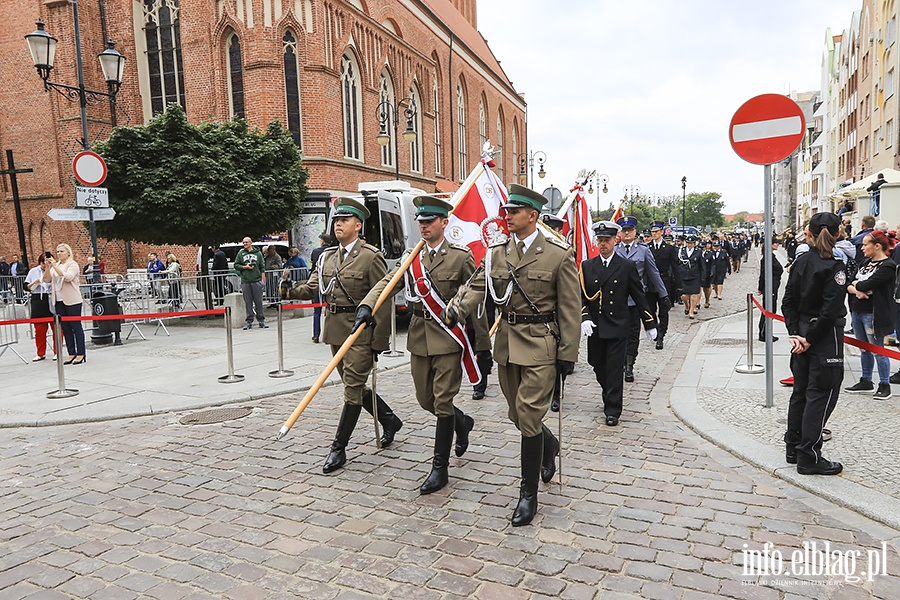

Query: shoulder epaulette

[489,237,510,248]
[448,243,472,253]
[546,235,570,250]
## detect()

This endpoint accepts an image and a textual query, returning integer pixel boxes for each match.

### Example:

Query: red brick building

[0,0,526,271]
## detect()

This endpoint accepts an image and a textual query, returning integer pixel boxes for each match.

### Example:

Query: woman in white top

[24,252,56,361]
[44,243,86,364]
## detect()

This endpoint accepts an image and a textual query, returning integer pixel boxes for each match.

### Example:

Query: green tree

[683,191,725,230]
[94,103,308,251]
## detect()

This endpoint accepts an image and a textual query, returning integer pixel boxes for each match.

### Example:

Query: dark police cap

[712,240,721,247]
[686,234,698,242]
[663,234,674,241]
[616,216,638,229]
[333,197,370,221]
[503,183,547,211]
[808,212,841,237]
[413,195,453,221]
[592,220,621,238]
[541,213,565,228]
[649,221,665,231]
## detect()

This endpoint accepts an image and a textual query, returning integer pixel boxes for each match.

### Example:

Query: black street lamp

[376,96,417,180]
[587,173,609,216]
[681,176,687,231]
[623,184,641,213]
[25,10,126,286]
[515,150,546,189]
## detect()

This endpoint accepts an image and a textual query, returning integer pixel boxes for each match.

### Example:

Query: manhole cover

[180,407,252,425]
[704,338,747,347]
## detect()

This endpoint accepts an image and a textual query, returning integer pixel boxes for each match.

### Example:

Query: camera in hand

[45,251,53,259]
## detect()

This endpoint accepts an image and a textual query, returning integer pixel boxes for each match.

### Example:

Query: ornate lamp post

[623,184,641,213]
[376,96,417,180]
[587,173,609,216]
[515,150,546,189]
[681,176,687,231]
[25,9,126,286]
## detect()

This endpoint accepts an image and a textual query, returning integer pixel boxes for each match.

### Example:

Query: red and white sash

[409,252,482,384]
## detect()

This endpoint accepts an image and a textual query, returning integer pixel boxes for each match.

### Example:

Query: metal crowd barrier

[0,276,27,304]
[0,299,26,364]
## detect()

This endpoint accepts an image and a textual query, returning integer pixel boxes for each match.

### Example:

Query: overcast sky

[478,0,858,214]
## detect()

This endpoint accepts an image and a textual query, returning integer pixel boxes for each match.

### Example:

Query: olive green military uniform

[283,240,390,405]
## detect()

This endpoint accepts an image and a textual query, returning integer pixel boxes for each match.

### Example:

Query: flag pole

[276,159,491,439]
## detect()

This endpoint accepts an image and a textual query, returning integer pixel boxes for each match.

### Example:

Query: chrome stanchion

[47,315,78,398]
[735,293,764,374]
[269,303,294,378]
[218,306,245,383]
[382,308,403,358]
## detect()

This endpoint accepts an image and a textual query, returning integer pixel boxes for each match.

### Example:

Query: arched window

[283,29,302,148]
[479,98,487,150]
[379,69,395,168]
[496,110,504,181]
[409,83,422,173]
[457,80,467,175]
[341,52,362,160]
[137,0,186,118]
[226,33,245,119]
[432,67,441,174]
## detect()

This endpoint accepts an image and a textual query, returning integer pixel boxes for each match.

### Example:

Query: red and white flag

[560,186,599,267]
[445,159,509,266]
[610,201,625,225]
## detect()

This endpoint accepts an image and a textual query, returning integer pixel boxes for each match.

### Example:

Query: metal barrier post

[382,308,403,358]
[735,293,764,374]
[218,306,245,383]
[47,315,78,398]
[269,303,294,378]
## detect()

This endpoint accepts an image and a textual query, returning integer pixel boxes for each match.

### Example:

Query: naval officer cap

[616,216,638,229]
[332,197,371,221]
[540,213,565,228]
[712,240,721,247]
[592,220,621,238]
[686,234,698,243]
[413,195,453,221]
[503,183,548,211]
[649,221,665,231]
[663,233,674,242]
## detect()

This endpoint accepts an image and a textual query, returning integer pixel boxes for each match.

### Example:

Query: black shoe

[758,335,779,342]
[550,396,560,412]
[874,383,892,399]
[797,460,843,475]
[785,446,797,464]
[453,408,474,457]
[420,416,455,495]
[605,416,619,427]
[540,426,559,484]
[624,358,635,383]
[511,433,543,527]
[890,371,900,384]
[845,378,874,393]
[323,404,362,474]
[472,390,485,400]
[655,338,664,350]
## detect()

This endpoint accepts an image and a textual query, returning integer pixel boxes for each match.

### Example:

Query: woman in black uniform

[700,240,715,308]
[711,240,731,300]
[781,212,847,475]
[678,235,703,319]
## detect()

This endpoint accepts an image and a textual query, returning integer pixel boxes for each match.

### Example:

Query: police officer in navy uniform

[647,221,681,349]
[782,212,847,475]
[581,221,658,426]
[614,216,669,381]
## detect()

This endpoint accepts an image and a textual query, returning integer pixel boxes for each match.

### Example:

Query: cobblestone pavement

[2,251,900,599]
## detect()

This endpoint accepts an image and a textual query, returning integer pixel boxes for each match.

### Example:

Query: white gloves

[581,320,596,337]
[646,328,658,341]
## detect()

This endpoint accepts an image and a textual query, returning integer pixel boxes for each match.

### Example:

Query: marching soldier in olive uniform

[355,196,488,495]
[581,222,658,426]
[647,221,681,349]
[447,184,581,527]
[280,197,403,474]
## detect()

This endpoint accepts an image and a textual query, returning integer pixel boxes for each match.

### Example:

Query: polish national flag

[610,201,625,225]
[445,159,509,266]
[560,186,599,268]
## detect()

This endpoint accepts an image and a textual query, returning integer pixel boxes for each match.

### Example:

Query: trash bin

[91,291,121,345]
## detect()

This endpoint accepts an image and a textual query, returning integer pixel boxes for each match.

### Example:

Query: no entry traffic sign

[72,151,108,187]
[729,94,805,165]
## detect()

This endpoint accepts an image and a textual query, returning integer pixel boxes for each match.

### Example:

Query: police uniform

[281,197,403,474]
[582,222,657,426]
[647,222,681,348]
[782,212,846,475]
[456,183,580,527]
[711,242,731,296]
[361,196,488,495]
[614,216,668,381]
[678,236,705,318]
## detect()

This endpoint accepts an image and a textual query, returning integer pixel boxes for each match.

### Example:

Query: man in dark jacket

[757,239,784,342]
[850,215,876,257]
[647,221,680,349]
[211,244,229,306]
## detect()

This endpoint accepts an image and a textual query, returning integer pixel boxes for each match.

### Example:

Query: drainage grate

[704,338,748,347]
[180,407,252,425]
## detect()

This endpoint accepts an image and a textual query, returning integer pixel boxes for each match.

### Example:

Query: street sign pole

[763,164,774,408]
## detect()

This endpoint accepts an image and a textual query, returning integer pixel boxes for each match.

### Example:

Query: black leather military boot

[362,389,403,447]
[420,415,455,494]
[540,425,560,484]
[453,407,474,457]
[511,433,543,527]
[323,404,362,474]
[624,356,636,382]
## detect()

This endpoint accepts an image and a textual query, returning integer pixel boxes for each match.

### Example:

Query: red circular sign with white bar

[729,94,806,165]
[72,151,108,186]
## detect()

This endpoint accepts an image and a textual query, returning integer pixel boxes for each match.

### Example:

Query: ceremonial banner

[445,159,509,265]
[560,185,599,267]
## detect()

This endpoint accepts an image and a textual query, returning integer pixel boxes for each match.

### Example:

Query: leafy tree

[683,191,725,230]
[94,103,309,252]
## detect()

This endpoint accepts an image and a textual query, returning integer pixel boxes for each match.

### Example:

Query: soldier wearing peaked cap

[355,195,489,495]
[614,216,668,382]
[581,221,657,427]
[447,183,581,527]
[280,196,404,474]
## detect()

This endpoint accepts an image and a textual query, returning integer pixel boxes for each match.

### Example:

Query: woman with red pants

[24,252,56,361]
